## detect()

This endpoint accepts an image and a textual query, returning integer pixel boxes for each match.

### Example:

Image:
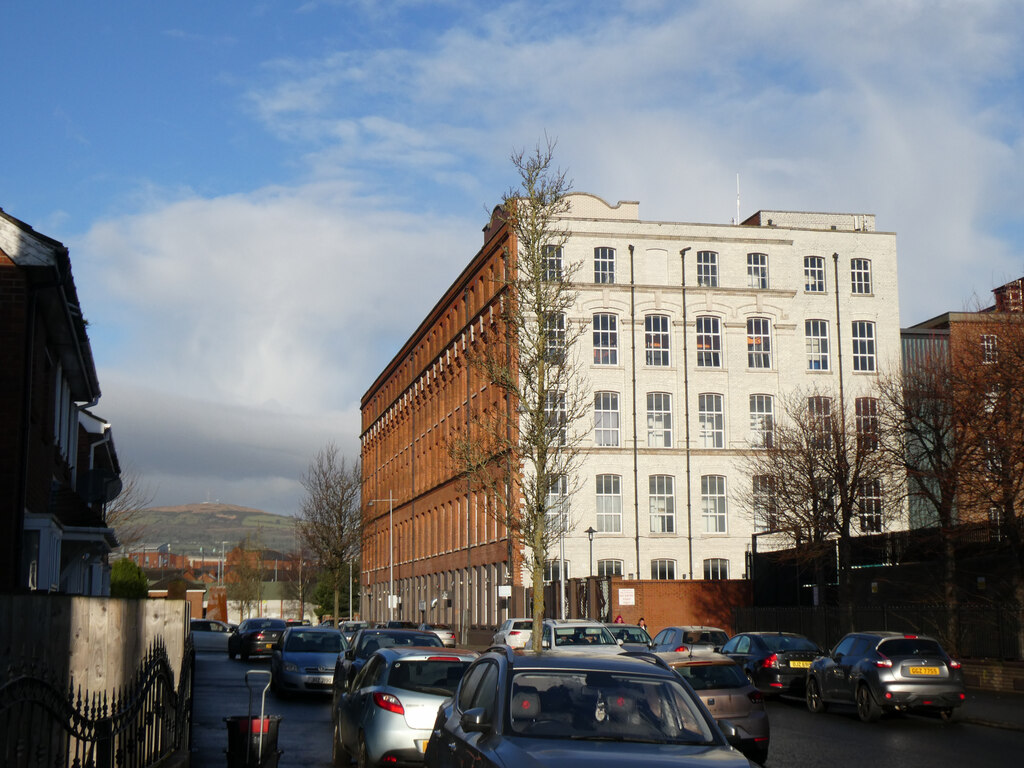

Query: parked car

[227,618,288,661]
[661,652,770,765]
[492,617,533,649]
[650,626,730,654]
[720,631,822,696]
[340,620,370,643]
[525,619,624,654]
[418,622,457,647]
[190,619,232,652]
[423,646,759,767]
[331,628,445,705]
[332,646,478,766]
[806,631,966,722]
[379,621,419,629]
[286,618,312,626]
[604,623,654,652]
[270,625,347,696]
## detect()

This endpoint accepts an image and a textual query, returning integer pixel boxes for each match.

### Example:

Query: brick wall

[609,578,753,635]
[963,660,1024,693]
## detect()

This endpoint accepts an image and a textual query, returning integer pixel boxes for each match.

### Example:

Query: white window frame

[596,474,622,533]
[701,475,728,533]
[852,321,877,372]
[749,394,774,449]
[747,317,772,369]
[804,256,825,293]
[851,258,872,294]
[703,558,729,580]
[809,396,833,450]
[645,314,671,366]
[545,390,567,446]
[752,475,776,533]
[747,252,769,289]
[698,393,724,449]
[594,392,620,447]
[593,313,618,365]
[597,559,623,577]
[647,392,673,448]
[543,245,563,282]
[857,477,882,533]
[594,246,615,284]
[649,475,676,533]
[651,559,676,580]
[697,251,719,287]
[545,474,568,533]
[805,319,830,370]
[545,312,565,362]
[856,396,879,451]
[982,334,998,364]
[696,316,722,368]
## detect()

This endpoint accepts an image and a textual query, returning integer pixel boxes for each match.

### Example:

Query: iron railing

[0,636,194,768]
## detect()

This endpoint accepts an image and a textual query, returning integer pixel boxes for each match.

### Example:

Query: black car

[227,617,288,661]
[423,646,761,767]
[331,628,444,706]
[806,631,966,722]
[720,631,822,696]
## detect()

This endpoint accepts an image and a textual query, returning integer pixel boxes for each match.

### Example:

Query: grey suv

[806,631,965,722]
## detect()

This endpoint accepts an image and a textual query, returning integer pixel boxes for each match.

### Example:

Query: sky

[3,0,1023,517]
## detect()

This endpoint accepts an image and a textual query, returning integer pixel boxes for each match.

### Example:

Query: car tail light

[958,693,966,701]
[673,645,690,653]
[949,659,961,670]
[762,653,779,669]
[885,692,893,700]
[256,632,265,641]
[427,657,461,662]
[509,631,521,637]
[874,655,893,668]
[747,690,764,704]
[373,692,405,715]
[903,634,918,640]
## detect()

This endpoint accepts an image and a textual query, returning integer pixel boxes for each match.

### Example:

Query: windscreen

[388,659,471,695]
[612,626,650,643]
[553,626,617,646]
[673,663,747,691]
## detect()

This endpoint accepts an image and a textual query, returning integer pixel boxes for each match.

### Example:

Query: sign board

[617,588,635,606]
[497,585,512,598]
[388,595,400,608]
[419,600,427,611]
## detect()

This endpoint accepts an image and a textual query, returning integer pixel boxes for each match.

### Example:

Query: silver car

[332,646,478,766]
[270,626,347,696]
[492,617,533,649]
[527,619,624,654]
[418,622,457,647]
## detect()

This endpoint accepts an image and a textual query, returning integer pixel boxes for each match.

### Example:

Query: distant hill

[132,503,299,556]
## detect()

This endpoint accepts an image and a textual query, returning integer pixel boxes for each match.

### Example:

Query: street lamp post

[586,527,596,577]
[368,492,395,622]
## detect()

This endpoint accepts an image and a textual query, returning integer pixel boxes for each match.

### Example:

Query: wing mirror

[718,719,762,764]
[344,649,355,660]
[461,707,490,733]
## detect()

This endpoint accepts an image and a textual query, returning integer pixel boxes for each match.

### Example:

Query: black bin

[224,715,282,768]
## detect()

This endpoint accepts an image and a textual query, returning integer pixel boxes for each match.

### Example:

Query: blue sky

[3,0,1024,519]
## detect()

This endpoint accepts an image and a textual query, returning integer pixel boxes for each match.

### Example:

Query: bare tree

[741,386,903,616]
[228,533,263,620]
[450,137,589,650]
[297,443,362,625]
[104,465,155,550]
[282,536,319,623]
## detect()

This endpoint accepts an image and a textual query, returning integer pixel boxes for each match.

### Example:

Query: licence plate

[909,666,940,675]
[789,660,811,668]
[264,643,274,650]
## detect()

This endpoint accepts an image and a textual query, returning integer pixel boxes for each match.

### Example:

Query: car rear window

[877,638,945,657]
[513,621,532,630]
[378,633,443,648]
[761,635,818,652]
[554,626,617,646]
[388,659,471,695]
[682,630,728,646]
[612,626,650,643]
[285,632,343,653]
[673,663,747,691]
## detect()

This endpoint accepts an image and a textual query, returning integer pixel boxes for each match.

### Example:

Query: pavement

[962,687,1024,730]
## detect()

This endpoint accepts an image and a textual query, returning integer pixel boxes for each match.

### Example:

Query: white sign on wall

[497,585,512,597]
[618,588,635,606]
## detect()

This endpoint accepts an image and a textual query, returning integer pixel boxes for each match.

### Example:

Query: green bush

[110,558,149,599]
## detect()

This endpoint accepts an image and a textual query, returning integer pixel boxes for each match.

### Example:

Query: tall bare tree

[297,443,362,625]
[104,465,155,551]
[450,138,589,650]
[229,532,263,619]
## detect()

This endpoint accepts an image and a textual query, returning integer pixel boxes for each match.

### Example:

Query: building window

[597,559,623,577]
[852,321,876,372]
[804,256,825,293]
[545,474,568,532]
[851,258,872,294]
[747,253,768,289]
[698,393,724,449]
[545,390,566,446]
[805,319,830,370]
[749,394,774,449]
[703,558,729,580]
[746,317,772,369]
[752,475,777,533]
[649,475,675,533]
[808,396,832,450]
[645,314,671,366]
[593,313,618,365]
[696,316,722,368]
[545,312,565,363]
[697,251,719,287]
[544,559,569,582]
[651,559,676,580]
[647,392,673,448]
[594,392,620,447]
[543,245,562,282]
[857,477,882,532]
[856,397,879,451]
[701,475,727,533]
[594,246,615,284]
[596,475,622,533]
[982,334,998,364]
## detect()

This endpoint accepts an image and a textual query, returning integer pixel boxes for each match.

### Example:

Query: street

[191,650,1023,767]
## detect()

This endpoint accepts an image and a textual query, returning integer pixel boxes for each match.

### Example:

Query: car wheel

[806,677,828,714]
[856,684,881,723]
[241,648,250,662]
[938,708,956,722]
[332,722,351,767]
[357,733,374,768]
[228,649,237,660]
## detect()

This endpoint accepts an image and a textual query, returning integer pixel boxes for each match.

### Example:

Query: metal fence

[733,603,1023,660]
[0,636,194,768]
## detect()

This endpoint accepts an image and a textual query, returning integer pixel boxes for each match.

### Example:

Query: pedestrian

[614,614,624,624]
[638,617,647,630]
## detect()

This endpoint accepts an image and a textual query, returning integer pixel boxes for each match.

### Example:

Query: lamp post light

[368,491,395,622]
[585,527,596,577]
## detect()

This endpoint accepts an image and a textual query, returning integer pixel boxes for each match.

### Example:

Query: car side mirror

[345,649,355,660]
[461,707,490,733]
[616,638,624,646]
[718,719,760,764]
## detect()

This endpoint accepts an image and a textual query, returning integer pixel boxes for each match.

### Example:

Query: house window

[649,475,675,533]
[597,559,623,577]
[747,317,772,369]
[596,474,622,533]
[696,316,722,367]
[805,319,830,370]
[856,397,879,451]
[747,253,768,289]
[857,477,882,532]
[594,247,615,284]
[752,475,777,532]
[982,334,998,364]
[545,474,568,532]
[698,393,724,448]
[593,313,618,365]
[651,559,676,580]
[703,558,729,580]
[645,314,671,366]
[697,251,719,287]
[804,256,825,293]
[544,559,569,582]
[594,392,620,447]
[545,390,566,446]
[809,396,832,450]
[647,392,673,448]
[749,394,774,449]
[851,258,872,294]
[701,475,727,533]
[543,245,562,281]
[545,312,565,363]
[852,321,876,372]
